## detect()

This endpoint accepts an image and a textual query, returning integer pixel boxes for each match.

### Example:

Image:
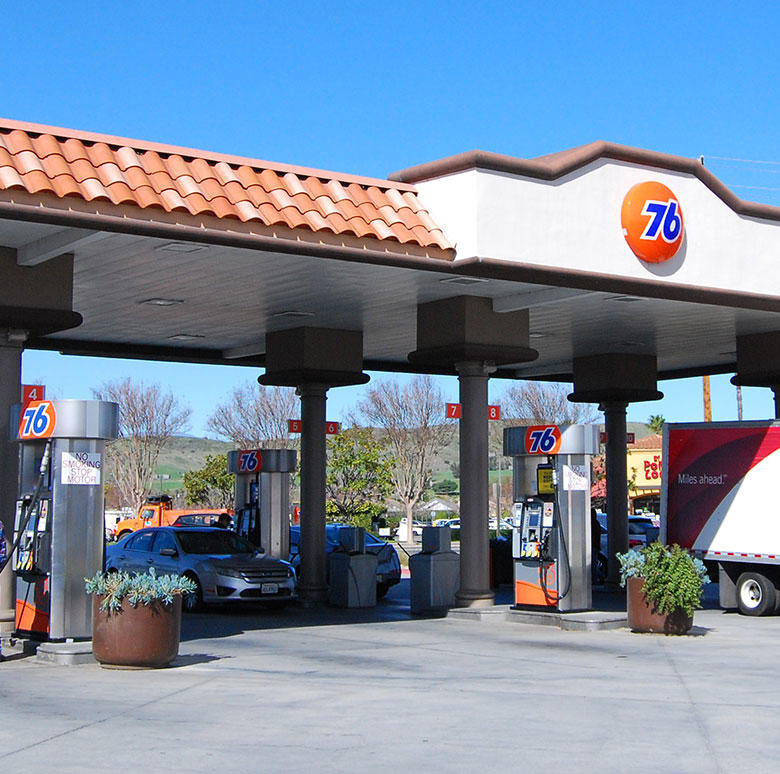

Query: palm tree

[647,414,665,434]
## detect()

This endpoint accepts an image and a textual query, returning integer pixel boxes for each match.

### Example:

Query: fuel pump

[228,448,297,559]
[12,399,118,639]
[504,424,598,613]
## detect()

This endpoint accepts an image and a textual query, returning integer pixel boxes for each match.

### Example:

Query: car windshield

[173,514,220,526]
[176,530,256,555]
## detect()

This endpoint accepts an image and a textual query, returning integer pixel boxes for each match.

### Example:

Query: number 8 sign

[524,425,562,455]
[621,181,685,264]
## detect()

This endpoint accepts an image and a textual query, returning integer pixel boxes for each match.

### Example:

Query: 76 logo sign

[19,400,57,440]
[524,425,562,455]
[640,198,682,243]
[238,450,261,473]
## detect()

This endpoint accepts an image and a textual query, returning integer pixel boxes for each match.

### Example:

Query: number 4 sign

[22,384,45,407]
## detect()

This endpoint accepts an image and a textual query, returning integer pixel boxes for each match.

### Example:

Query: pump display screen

[527,511,540,528]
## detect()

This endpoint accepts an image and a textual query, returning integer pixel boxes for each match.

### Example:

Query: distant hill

[152,436,233,494]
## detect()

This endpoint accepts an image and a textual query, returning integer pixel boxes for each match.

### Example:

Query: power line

[726,183,780,192]
[703,155,780,167]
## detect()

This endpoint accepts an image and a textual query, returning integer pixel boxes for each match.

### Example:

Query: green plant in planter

[85,568,196,612]
[617,542,710,617]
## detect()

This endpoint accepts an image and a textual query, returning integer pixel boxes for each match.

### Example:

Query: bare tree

[502,381,600,424]
[93,379,192,511]
[358,375,454,534]
[207,382,297,447]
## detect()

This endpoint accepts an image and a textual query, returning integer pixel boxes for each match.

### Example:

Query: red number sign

[600,432,635,444]
[488,405,501,421]
[446,403,462,419]
[289,419,340,434]
[22,385,45,407]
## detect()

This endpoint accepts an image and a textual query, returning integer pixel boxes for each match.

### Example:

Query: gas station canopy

[1,117,779,381]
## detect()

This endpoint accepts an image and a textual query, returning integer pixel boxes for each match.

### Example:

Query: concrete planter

[91,594,182,668]
[626,576,693,635]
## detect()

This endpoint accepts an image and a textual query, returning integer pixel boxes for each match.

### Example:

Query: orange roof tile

[628,433,663,450]
[0,118,453,251]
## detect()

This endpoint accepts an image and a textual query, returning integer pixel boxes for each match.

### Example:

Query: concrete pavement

[1,581,779,773]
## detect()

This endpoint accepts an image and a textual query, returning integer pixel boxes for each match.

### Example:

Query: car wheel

[117,531,131,539]
[376,581,390,600]
[182,573,203,613]
[736,571,776,616]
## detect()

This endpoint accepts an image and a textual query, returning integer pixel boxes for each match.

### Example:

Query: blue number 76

[641,199,682,243]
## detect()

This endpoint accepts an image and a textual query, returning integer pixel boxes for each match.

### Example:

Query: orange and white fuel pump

[11,399,118,639]
[503,424,598,613]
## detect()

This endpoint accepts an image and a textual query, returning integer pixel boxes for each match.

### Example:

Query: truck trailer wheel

[736,572,776,616]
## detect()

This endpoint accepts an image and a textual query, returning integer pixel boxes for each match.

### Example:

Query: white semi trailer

[662,421,780,616]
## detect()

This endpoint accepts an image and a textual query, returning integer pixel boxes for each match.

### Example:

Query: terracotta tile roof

[628,433,663,450]
[0,118,453,251]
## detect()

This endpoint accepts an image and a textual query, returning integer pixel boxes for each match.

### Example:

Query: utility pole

[736,384,743,421]
[703,375,712,422]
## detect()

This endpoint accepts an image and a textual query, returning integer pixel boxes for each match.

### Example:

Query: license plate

[261,583,279,594]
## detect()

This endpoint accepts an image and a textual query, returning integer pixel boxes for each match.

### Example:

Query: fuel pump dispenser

[504,424,598,613]
[328,527,377,608]
[228,448,297,559]
[12,399,118,639]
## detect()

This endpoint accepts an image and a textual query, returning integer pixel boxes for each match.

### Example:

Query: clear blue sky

[7,2,780,435]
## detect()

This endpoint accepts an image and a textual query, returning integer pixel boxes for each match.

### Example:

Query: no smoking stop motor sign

[621,181,684,263]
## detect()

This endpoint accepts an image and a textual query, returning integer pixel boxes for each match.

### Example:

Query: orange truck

[112,495,232,538]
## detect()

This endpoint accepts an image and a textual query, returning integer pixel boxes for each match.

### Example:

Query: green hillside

[150,436,233,494]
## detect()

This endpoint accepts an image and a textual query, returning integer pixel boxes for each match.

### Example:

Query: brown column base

[454,590,496,608]
[297,585,329,607]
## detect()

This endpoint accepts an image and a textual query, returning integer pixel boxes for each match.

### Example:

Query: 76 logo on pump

[19,400,57,439]
[237,449,262,473]
[621,181,685,264]
[524,425,562,455]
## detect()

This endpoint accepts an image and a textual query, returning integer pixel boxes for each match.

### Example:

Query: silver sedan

[105,526,296,611]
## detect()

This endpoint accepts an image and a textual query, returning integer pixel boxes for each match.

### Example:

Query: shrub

[85,568,196,612]
[618,543,710,618]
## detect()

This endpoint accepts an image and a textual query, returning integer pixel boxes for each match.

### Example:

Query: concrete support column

[296,383,329,605]
[602,400,629,590]
[455,361,494,608]
[0,334,24,632]
[733,332,780,420]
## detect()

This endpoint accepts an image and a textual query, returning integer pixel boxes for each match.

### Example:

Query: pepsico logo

[621,181,684,263]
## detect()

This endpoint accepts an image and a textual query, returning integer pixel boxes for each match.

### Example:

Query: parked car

[395,518,425,538]
[628,516,660,548]
[105,526,296,612]
[171,513,232,527]
[289,524,401,599]
[596,514,660,554]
